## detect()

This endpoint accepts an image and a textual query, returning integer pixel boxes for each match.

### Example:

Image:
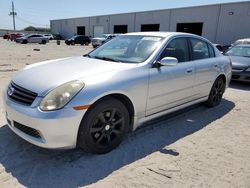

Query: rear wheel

[41,40,46,44]
[85,42,89,46]
[77,97,129,154]
[205,77,225,107]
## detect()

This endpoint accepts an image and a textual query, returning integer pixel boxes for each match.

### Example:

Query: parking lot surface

[0,39,250,188]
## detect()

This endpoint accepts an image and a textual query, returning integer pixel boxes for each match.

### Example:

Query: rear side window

[160,38,190,63]
[208,44,215,57]
[190,38,209,60]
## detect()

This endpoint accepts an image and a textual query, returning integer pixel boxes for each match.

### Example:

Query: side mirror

[159,57,178,66]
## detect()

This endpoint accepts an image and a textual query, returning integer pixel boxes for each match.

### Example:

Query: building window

[114,25,128,33]
[141,24,160,32]
[176,23,203,36]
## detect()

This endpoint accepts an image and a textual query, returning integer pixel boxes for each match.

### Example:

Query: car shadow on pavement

[230,81,250,91]
[0,99,235,188]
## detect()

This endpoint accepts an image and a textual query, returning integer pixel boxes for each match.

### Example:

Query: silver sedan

[3,32,232,154]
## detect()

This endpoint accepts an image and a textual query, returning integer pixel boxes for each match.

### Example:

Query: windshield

[88,35,163,63]
[225,46,250,58]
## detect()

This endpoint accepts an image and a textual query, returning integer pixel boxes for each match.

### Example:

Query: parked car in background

[10,33,24,41]
[224,44,250,82]
[43,34,54,40]
[213,44,223,52]
[3,33,9,39]
[91,34,119,48]
[65,35,91,45]
[16,34,49,44]
[53,34,62,40]
[3,32,231,154]
[232,38,250,46]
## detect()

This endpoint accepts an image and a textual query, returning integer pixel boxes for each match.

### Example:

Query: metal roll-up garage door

[93,26,104,37]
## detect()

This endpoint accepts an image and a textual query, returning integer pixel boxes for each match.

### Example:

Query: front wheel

[22,40,28,44]
[205,77,225,107]
[77,97,129,154]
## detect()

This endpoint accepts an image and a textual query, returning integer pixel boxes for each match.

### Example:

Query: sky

[0,0,248,30]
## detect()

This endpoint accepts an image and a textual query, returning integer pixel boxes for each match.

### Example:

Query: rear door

[27,35,36,43]
[147,37,196,115]
[188,38,219,98]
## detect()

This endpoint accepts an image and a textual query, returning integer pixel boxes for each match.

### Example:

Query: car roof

[124,32,197,38]
[236,38,250,41]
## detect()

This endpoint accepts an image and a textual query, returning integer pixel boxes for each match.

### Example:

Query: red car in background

[9,33,24,41]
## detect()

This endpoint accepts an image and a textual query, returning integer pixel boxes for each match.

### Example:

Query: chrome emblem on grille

[7,86,15,96]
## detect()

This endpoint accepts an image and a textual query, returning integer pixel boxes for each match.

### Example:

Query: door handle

[186,69,193,73]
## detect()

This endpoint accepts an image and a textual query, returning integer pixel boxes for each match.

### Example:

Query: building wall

[109,13,135,33]
[74,17,90,36]
[51,1,250,45]
[89,16,110,37]
[169,5,220,42]
[216,2,250,44]
[135,10,171,31]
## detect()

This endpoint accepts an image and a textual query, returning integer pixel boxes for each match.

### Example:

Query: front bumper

[3,91,86,149]
[231,71,250,82]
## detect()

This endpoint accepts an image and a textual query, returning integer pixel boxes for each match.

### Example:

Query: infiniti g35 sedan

[3,32,232,154]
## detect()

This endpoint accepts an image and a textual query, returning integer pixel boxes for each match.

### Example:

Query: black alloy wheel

[77,97,129,154]
[205,77,225,107]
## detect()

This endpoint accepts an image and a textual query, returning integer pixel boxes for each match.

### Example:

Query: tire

[22,40,28,44]
[65,41,70,45]
[205,77,225,107]
[77,97,129,154]
[85,42,89,46]
[41,40,46,45]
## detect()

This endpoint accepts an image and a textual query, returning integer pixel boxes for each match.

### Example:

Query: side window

[190,38,209,60]
[208,44,215,57]
[28,35,34,38]
[160,38,189,63]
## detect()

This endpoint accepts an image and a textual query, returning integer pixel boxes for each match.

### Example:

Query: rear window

[190,38,210,60]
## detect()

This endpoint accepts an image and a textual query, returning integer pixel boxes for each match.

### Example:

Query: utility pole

[9,1,17,31]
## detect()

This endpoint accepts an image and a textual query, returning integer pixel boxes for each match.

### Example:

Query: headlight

[39,80,84,111]
[245,67,250,72]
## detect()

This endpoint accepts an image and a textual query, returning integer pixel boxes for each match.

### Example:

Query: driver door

[146,37,196,116]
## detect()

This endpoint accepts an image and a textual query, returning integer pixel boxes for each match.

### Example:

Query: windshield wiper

[93,56,121,62]
[83,54,91,57]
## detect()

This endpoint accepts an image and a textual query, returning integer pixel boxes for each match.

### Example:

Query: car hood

[12,56,137,96]
[92,38,106,41]
[230,56,250,68]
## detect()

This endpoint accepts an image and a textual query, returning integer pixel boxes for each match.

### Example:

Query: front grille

[7,82,37,106]
[13,121,41,139]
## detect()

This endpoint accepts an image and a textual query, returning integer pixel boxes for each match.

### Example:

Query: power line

[16,16,48,27]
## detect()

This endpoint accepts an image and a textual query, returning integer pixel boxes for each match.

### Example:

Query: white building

[50,1,250,45]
